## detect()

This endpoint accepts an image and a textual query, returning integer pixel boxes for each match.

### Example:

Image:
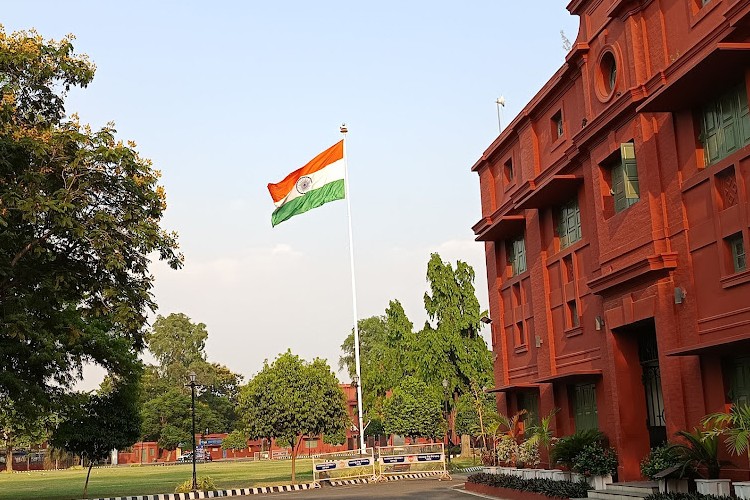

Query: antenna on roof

[495,96,506,134]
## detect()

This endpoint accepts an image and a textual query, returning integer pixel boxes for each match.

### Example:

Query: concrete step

[588,483,659,500]
[588,491,650,500]
[606,482,659,495]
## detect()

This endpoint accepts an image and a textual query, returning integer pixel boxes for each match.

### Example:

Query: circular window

[596,50,618,102]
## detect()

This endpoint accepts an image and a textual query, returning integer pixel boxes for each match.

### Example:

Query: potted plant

[669,428,729,496]
[526,408,560,474]
[550,429,606,471]
[703,403,750,499]
[572,443,617,490]
[640,444,687,493]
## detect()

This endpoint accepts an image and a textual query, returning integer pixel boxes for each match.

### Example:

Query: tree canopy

[339,253,494,445]
[0,27,182,413]
[140,313,243,437]
[417,253,492,397]
[239,351,349,483]
[50,377,141,498]
[339,300,414,417]
[382,376,445,441]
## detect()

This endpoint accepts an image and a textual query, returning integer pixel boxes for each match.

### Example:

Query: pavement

[82,469,487,500]
[232,473,488,500]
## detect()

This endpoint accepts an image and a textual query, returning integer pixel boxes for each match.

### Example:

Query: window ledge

[690,0,721,29]
[565,326,584,338]
[514,345,529,354]
[500,269,530,291]
[720,268,750,289]
[550,135,567,153]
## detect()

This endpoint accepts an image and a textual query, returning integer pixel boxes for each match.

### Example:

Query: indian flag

[268,140,346,226]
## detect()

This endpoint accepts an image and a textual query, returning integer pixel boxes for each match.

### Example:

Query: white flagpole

[340,124,366,453]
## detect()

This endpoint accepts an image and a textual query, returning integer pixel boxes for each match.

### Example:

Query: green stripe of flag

[271,179,346,226]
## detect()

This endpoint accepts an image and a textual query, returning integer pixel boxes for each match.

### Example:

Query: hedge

[467,472,592,498]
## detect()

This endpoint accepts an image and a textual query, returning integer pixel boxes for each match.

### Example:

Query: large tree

[415,253,493,445]
[0,28,182,413]
[146,313,208,383]
[141,313,243,433]
[382,376,445,441]
[239,351,349,483]
[51,378,141,498]
[140,388,222,460]
[339,300,414,417]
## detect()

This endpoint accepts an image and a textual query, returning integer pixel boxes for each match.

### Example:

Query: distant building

[472,0,750,481]
[118,383,365,464]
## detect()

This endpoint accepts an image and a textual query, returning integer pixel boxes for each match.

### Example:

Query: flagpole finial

[340,123,348,134]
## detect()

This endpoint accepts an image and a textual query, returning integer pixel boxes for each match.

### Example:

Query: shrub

[497,435,519,466]
[467,472,591,498]
[550,430,606,469]
[572,443,618,476]
[175,476,217,493]
[518,440,540,468]
[641,444,681,480]
[643,493,731,500]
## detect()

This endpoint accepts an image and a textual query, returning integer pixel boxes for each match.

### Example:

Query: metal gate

[312,448,376,485]
[376,443,450,481]
[639,333,666,448]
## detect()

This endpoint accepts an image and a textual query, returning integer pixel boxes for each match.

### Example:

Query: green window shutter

[720,92,739,155]
[515,238,527,274]
[612,162,626,213]
[574,383,599,431]
[730,357,750,406]
[508,237,527,275]
[558,199,581,248]
[703,103,721,164]
[621,142,640,208]
[701,83,750,165]
[731,235,746,272]
[738,84,750,145]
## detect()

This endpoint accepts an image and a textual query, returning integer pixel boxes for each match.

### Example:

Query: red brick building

[472,0,750,481]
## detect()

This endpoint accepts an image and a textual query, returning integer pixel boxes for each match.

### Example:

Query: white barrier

[311,448,376,485]
[376,443,451,481]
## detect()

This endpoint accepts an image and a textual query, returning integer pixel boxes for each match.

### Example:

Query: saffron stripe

[271,179,345,226]
[267,141,344,203]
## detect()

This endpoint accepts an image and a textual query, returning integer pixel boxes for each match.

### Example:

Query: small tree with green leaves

[50,378,141,498]
[238,351,349,483]
[221,430,248,458]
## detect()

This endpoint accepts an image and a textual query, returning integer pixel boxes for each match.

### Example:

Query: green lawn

[0,459,314,500]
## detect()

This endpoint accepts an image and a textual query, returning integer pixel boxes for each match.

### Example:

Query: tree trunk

[291,435,303,484]
[460,434,471,457]
[83,461,93,499]
[5,443,13,473]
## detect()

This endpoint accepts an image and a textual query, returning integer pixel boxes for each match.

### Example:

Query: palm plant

[526,408,560,452]
[496,409,527,440]
[668,428,721,479]
[702,402,750,463]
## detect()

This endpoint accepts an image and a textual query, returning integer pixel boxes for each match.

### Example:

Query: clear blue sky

[3,2,580,385]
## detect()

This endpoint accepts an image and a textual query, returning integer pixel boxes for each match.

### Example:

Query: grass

[0,459,314,500]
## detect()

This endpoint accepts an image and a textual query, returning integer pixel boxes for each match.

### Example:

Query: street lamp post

[187,371,198,492]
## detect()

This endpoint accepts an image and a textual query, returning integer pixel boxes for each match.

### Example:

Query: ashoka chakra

[296,176,313,194]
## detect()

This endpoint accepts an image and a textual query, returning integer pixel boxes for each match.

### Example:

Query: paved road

[234,474,485,500]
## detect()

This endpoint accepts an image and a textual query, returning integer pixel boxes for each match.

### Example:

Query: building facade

[472,0,750,481]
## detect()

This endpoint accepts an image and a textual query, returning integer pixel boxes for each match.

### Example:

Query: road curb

[84,482,319,499]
